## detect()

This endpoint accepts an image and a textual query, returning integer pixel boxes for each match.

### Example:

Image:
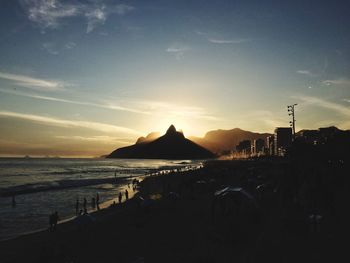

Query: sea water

[0,158,201,241]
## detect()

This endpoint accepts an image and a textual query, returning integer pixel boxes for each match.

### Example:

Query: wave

[0,176,137,197]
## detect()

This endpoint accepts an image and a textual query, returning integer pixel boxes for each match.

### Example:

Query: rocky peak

[166,124,177,135]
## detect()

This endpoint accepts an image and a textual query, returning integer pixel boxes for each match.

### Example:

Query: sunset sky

[0,0,350,157]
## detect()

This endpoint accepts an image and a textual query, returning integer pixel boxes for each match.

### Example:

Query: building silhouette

[274,127,292,156]
[266,135,275,155]
[252,138,265,156]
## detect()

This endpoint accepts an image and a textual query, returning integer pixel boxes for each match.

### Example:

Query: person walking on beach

[125,189,129,200]
[118,192,122,204]
[96,193,100,210]
[75,198,79,215]
[11,195,16,207]
[49,213,54,232]
[52,211,59,231]
[91,197,96,209]
[83,197,87,214]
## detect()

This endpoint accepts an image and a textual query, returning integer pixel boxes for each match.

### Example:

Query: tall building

[274,127,292,156]
[253,138,265,156]
[266,135,274,155]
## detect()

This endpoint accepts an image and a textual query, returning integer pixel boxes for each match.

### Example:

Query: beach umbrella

[214,187,258,207]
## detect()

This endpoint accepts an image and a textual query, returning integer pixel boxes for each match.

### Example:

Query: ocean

[0,158,202,241]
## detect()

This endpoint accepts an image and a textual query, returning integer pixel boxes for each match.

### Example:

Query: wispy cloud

[64,41,76,49]
[0,111,142,135]
[42,42,59,55]
[322,78,350,86]
[0,88,149,115]
[42,41,77,55]
[20,0,134,33]
[195,31,251,45]
[166,43,189,60]
[296,70,317,77]
[22,0,79,29]
[0,71,65,91]
[295,95,350,117]
[0,88,219,121]
[207,38,251,44]
[343,99,350,103]
[85,5,107,33]
[55,135,133,144]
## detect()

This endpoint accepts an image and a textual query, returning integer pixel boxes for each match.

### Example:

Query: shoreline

[0,163,202,242]
[0,175,145,242]
[1,159,343,263]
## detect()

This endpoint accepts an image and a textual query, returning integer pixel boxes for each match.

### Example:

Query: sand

[0,159,347,263]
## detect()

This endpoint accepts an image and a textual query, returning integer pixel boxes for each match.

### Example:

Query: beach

[0,159,348,263]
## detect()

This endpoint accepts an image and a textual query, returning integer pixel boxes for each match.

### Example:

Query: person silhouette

[118,192,122,204]
[75,198,79,215]
[49,213,54,232]
[83,198,87,214]
[96,193,100,210]
[53,211,59,231]
[125,189,129,200]
[91,197,96,209]
[11,195,16,207]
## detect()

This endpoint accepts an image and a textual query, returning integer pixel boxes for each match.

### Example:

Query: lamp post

[287,104,297,140]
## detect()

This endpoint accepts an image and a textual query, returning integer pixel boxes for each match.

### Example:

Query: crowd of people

[48,179,140,232]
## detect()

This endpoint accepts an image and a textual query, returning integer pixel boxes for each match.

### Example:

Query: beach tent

[212,187,259,217]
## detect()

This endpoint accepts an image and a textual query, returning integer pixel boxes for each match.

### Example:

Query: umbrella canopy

[214,187,258,207]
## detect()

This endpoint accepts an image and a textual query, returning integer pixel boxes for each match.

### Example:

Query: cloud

[64,41,76,49]
[42,42,59,55]
[343,99,350,103]
[0,88,149,115]
[296,70,316,77]
[0,111,142,135]
[85,5,107,33]
[207,38,250,44]
[166,43,189,60]
[0,88,219,121]
[195,31,251,45]
[322,78,350,86]
[0,71,65,91]
[42,41,77,54]
[55,135,133,144]
[295,95,350,117]
[21,0,79,29]
[20,0,134,33]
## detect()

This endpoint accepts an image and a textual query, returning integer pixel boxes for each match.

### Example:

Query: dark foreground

[0,158,349,263]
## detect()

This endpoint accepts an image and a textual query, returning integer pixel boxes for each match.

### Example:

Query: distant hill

[135,131,160,144]
[107,125,215,160]
[189,128,271,154]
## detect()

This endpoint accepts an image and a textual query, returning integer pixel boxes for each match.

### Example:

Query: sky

[0,0,350,157]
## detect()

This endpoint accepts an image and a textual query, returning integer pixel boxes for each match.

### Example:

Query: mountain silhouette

[107,125,215,159]
[189,128,271,154]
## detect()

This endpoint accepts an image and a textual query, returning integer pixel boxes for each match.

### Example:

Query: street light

[287,104,297,140]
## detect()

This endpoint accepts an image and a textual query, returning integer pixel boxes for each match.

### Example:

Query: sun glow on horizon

[149,118,204,138]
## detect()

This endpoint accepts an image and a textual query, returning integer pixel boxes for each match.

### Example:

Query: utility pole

[287,104,297,140]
